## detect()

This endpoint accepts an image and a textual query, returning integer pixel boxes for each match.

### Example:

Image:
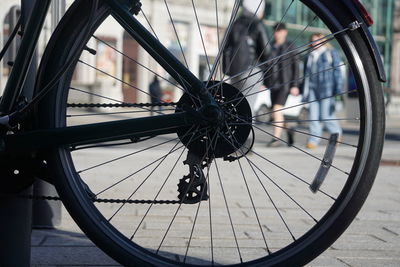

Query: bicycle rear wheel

[36,0,385,266]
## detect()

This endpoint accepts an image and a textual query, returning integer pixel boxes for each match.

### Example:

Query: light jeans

[230,68,263,116]
[308,89,342,145]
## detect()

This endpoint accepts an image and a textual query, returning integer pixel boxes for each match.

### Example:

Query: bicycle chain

[0,193,180,205]
[67,102,177,108]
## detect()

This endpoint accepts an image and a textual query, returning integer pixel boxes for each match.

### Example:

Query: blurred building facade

[0,0,233,104]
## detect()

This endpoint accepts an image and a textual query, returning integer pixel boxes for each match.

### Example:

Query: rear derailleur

[177,152,210,204]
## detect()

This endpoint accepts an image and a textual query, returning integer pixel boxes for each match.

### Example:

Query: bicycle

[0,0,386,266]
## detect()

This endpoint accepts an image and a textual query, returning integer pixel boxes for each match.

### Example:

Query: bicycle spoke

[224,62,347,109]
[211,0,265,87]
[249,120,351,175]
[97,140,183,198]
[214,0,221,82]
[129,127,201,239]
[239,15,317,98]
[251,88,351,121]
[77,136,182,173]
[140,9,160,40]
[213,158,243,263]
[226,112,354,175]
[220,123,270,251]
[108,145,185,222]
[221,0,296,96]
[70,86,124,103]
[260,117,360,125]
[183,129,214,263]
[224,126,319,225]
[78,60,170,106]
[139,10,201,107]
[251,149,336,200]
[91,35,199,104]
[156,129,219,254]
[206,150,214,265]
[225,39,339,107]
[228,120,357,148]
[163,0,189,68]
[235,15,318,99]
[95,126,202,196]
[206,28,348,93]
[237,156,270,252]
[92,35,185,92]
[205,0,241,85]
[249,161,297,241]
[267,121,355,148]
[191,0,211,74]
[230,117,360,126]
[219,116,336,200]
[218,130,300,241]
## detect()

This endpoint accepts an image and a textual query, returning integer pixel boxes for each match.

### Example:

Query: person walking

[265,23,300,147]
[222,0,269,116]
[302,33,343,149]
[149,76,163,116]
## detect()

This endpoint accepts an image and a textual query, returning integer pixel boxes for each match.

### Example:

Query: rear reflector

[352,0,374,26]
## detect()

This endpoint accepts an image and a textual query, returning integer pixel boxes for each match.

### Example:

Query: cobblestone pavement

[30,118,400,267]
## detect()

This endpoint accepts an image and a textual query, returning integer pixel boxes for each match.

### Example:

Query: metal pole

[0,0,37,265]
[32,0,66,229]
[0,189,33,266]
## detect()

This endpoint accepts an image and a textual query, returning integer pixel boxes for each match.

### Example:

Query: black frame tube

[4,112,197,154]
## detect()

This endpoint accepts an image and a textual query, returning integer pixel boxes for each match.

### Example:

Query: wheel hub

[177,81,252,159]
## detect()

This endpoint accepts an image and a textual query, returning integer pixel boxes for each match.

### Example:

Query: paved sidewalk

[30,117,400,266]
[30,162,400,267]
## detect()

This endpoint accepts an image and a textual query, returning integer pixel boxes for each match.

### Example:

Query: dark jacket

[149,80,162,103]
[264,42,300,93]
[223,9,269,76]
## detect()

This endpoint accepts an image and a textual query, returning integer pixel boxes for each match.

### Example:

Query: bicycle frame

[1,0,214,155]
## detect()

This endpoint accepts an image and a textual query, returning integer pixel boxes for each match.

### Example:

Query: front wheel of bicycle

[36,0,385,266]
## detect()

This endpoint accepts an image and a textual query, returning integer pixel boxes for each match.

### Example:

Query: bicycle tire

[36,0,385,266]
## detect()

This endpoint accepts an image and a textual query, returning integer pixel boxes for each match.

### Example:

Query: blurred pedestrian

[302,33,343,149]
[149,76,163,116]
[223,0,269,115]
[265,23,300,147]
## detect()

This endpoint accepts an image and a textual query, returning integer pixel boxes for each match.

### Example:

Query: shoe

[287,130,294,147]
[267,139,283,147]
[306,143,318,149]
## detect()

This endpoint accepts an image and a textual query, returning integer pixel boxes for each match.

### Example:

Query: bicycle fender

[338,0,387,82]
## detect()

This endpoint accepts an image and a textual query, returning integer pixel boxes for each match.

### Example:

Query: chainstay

[67,102,178,108]
[0,194,180,204]
[4,102,181,203]
[20,101,180,204]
